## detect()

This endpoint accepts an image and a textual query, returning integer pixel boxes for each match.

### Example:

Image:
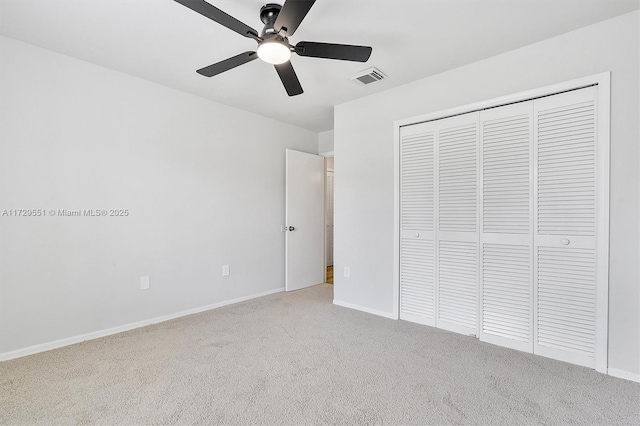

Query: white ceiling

[1,0,638,132]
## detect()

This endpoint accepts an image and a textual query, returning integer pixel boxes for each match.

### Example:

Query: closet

[398,85,606,370]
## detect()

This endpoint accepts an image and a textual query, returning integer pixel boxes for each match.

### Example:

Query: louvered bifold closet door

[399,121,436,326]
[479,102,534,352]
[533,86,598,368]
[436,112,480,335]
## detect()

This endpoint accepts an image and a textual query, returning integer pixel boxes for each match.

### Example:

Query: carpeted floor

[1,284,639,425]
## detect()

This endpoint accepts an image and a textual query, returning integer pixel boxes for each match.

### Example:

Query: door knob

[288,226,295,231]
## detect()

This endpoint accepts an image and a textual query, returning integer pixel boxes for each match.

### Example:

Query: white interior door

[436,112,480,336]
[479,101,534,353]
[399,121,436,326]
[285,149,325,291]
[533,86,600,368]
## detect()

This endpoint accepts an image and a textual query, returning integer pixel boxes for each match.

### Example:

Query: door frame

[393,72,610,373]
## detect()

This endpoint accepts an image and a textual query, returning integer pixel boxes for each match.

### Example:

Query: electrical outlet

[222,264,230,276]
[344,267,350,278]
[140,275,150,290]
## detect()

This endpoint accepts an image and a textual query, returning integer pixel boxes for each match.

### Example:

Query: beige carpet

[1,284,639,425]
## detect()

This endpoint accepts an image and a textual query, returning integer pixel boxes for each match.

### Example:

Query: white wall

[318,130,335,154]
[334,11,639,377]
[0,36,318,355]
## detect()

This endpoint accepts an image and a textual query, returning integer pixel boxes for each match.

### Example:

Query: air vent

[350,67,387,86]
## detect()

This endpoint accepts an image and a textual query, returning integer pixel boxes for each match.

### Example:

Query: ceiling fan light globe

[257,41,291,65]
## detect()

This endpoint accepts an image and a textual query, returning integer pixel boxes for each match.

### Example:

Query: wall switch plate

[140,275,150,290]
[222,264,230,276]
[344,267,350,278]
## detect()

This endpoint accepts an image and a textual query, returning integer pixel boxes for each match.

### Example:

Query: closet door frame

[393,72,610,374]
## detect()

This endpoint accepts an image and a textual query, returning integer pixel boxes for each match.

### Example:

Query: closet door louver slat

[400,239,435,323]
[481,244,531,348]
[537,247,596,355]
[438,240,477,332]
[438,122,477,233]
[537,100,596,237]
[482,114,531,235]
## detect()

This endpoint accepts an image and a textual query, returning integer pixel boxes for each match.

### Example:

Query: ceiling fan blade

[295,41,372,62]
[274,0,316,37]
[174,0,260,40]
[196,51,258,77]
[275,62,303,96]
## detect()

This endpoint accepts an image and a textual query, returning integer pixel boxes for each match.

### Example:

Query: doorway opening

[325,156,334,284]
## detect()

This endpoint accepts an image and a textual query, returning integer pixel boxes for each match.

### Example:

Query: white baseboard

[333,299,397,320]
[0,287,285,362]
[608,368,640,383]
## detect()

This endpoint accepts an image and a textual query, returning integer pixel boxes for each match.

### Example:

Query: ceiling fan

[174,0,373,96]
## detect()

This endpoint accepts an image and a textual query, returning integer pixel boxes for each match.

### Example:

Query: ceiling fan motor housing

[257,3,292,64]
[260,3,283,36]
